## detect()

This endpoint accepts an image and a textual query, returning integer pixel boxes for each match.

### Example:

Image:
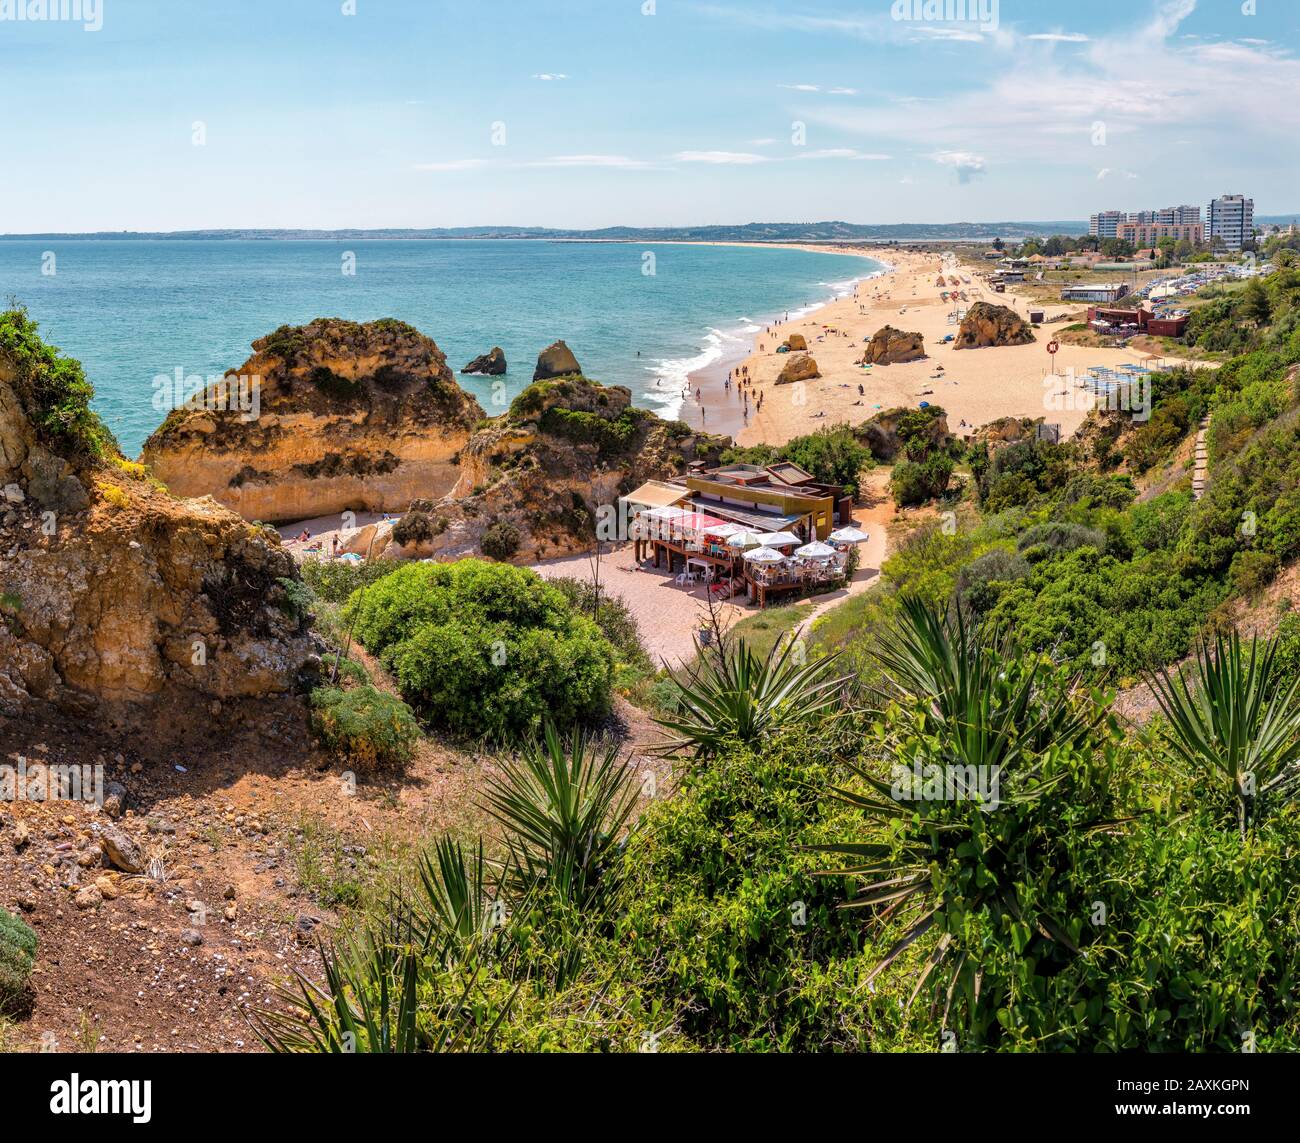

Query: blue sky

[1,0,1297,231]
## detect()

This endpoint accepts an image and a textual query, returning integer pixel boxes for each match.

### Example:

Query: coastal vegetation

[264,606,1300,1052]
[249,290,1300,1054]
[721,424,874,497]
[0,306,118,461]
[309,685,421,772]
[344,560,616,741]
[0,907,38,1017]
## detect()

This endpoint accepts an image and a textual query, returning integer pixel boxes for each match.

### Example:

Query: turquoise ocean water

[0,239,883,456]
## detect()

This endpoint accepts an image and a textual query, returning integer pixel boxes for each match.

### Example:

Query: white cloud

[412,159,490,172]
[1027,33,1090,43]
[911,26,986,44]
[931,150,987,183]
[533,73,569,81]
[799,148,890,161]
[828,87,859,96]
[749,138,778,146]
[529,155,654,170]
[1097,168,1112,180]
[779,84,821,92]
[673,150,770,165]
[804,0,1300,178]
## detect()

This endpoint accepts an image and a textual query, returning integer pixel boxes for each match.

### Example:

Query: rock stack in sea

[141,319,485,524]
[533,340,583,381]
[461,347,507,376]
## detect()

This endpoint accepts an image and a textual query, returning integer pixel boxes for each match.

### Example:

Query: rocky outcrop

[855,406,951,462]
[386,375,729,564]
[776,354,821,386]
[533,340,582,382]
[462,347,507,376]
[0,311,316,719]
[863,326,926,365]
[784,334,808,352]
[141,319,485,525]
[954,303,1035,350]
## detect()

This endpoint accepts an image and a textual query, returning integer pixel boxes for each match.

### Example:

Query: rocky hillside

[0,309,317,725]
[373,373,730,563]
[141,319,484,524]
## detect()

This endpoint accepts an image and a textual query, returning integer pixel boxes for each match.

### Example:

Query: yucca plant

[254,921,517,1053]
[656,630,850,760]
[481,723,638,909]
[412,835,498,952]
[812,597,1117,1043]
[870,594,1105,769]
[1149,629,1300,839]
[254,835,519,1053]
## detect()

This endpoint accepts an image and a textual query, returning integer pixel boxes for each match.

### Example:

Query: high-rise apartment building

[1207,195,1255,251]
[1089,211,1125,239]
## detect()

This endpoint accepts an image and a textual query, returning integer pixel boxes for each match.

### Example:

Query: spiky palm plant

[481,723,638,909]
[412,835,498,951]
[254,834,520,1054]
[655,631,850,760]
[1149,629,1300,839]
[812,597,1115,1039]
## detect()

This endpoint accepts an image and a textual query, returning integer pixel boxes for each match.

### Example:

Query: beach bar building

[685,462,849,540]
[1086,306,1189,338]
[623,463,855,601]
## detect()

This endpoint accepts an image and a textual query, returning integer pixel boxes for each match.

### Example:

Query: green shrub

[548,577,651,671]
[0,906,38,1015]
[723,425,875,497]
[954,546,1029,613]
[392,511,446,548]
[891,454,953,506]
[275,577,315,626]
[1016,521,1107,560]
[300,558,401,604]
[0,307,118,460]
[310,684,421,771]
[1229,548,1281,595]
[480,520,522,561]
[347,560,615,740]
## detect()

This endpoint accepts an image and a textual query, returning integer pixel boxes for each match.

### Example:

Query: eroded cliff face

[373,375,730,564]
[141,319,485,524]
[0,318,317,720]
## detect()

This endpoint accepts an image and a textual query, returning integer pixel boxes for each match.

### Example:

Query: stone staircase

[1192,416,1210,500]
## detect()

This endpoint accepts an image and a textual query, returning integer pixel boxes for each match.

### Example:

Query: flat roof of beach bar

[681,499,802,533]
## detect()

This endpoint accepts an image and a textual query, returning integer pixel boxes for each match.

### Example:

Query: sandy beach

[681,245,1174,447]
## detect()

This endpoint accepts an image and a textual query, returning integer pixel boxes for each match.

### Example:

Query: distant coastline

[0,221,1097,243]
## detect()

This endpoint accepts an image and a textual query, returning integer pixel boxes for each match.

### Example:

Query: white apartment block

[1208,195,1255,251]
[1089,211,1124,239]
